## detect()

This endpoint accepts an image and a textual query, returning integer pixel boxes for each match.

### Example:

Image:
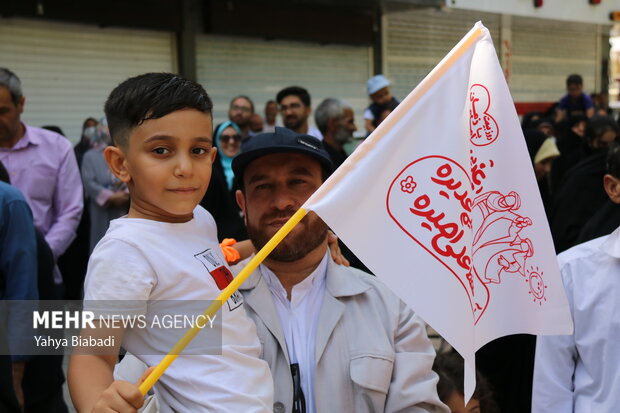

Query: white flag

[303,22,572,399]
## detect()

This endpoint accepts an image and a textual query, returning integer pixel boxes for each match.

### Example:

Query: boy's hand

[92,380,144,413]
[328,231,350,267]
[11,362,25,410]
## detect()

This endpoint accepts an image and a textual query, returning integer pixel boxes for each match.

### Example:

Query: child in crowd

[434,351,499,413]
[555,74,595,122]
[364,74,399,134]
[68,73,273,412]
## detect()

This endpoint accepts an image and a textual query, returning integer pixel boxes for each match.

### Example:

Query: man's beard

[247,208,328,262]
[333,125,352,144]
[283,116,304,132]
[231,114,249,128]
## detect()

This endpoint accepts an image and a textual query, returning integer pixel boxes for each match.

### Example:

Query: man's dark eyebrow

[247,166,314,186]
[247,173,269,185]
[289,167,313,177]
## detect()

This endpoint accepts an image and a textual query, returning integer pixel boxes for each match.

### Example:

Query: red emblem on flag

[469,84,499,146]
[387,155,547,323]
[209,266,234,290]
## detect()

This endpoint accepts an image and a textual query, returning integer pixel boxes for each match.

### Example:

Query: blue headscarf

[214,121,242,190]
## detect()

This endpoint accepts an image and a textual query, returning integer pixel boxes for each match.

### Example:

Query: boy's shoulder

[103,206,215,237]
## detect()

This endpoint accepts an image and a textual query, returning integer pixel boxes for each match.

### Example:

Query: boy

[68,73,273,412]
[364,74,399,134]
[555,74,595,122]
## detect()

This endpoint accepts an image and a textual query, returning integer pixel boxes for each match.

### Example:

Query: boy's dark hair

[104,73,213,148]
[566,74,583,86]
[276,86,311,107]
[606,140,620,179]
[433,351,500,413]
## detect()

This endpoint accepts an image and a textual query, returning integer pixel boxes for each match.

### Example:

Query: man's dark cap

[232,127,333,182]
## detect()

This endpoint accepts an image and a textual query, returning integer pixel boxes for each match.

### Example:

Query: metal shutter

[384,5,501,101]
[196,34,372,132]
[511,16,600,102]
[0,18,175,143]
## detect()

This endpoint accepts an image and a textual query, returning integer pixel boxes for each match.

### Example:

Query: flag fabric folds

[303,22,573,399]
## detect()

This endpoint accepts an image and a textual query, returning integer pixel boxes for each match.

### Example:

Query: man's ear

[327,117,338,134]
[235,189,248,225]
[603,174,620,204]
[235,189,246,213]
[104,146,131,183]
[16,96,25,115]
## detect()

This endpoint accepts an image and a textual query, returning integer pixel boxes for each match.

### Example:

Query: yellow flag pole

[139,207,308,395]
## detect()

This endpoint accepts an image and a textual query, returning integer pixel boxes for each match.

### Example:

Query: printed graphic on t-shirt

[194,248,244,311]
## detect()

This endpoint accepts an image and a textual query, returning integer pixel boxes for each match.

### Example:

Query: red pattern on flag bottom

[386,154,547,324]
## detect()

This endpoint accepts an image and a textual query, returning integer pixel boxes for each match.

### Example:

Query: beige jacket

[236,254,449,413]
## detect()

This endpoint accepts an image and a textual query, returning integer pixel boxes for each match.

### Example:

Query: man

[578,141,620,243]
[263,100,278,133]
[232,127,447,413]
[314,98,356,170]
[532,145,620,413]
[0,68,82,291]
[532,229,620,411]
[276,86,322,140]
[250,113,264,134]
[227,95,255,138]
[0,68,79,412]
[0,177,38,413]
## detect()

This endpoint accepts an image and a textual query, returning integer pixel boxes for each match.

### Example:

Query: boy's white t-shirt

[83,206,273,412]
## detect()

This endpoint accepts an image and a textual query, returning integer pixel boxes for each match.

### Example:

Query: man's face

[111,109,216,223]
[249,114,264,133]
[280,95,310,132]
[265,102,278,124]
[237,152,328,262]
[228,97,253,128]
[333,108,357,144]
[0,87,24,148]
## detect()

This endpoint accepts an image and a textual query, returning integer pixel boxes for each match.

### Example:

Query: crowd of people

[1,64,619,413]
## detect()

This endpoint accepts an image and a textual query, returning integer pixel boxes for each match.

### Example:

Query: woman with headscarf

[550,115,619,252]
[74,117,98,167]
[81,118,129,252]
[524,129,560,217]
[200,121,247,241]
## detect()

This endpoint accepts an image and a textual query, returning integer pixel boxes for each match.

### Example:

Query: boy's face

[107,109,216,223]
[370,86,392,107]
[567,83,582,99]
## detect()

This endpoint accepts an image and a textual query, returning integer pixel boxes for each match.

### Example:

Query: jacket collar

[237,251,372,364]
[324,252,371,297]
[237,263,289,363]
